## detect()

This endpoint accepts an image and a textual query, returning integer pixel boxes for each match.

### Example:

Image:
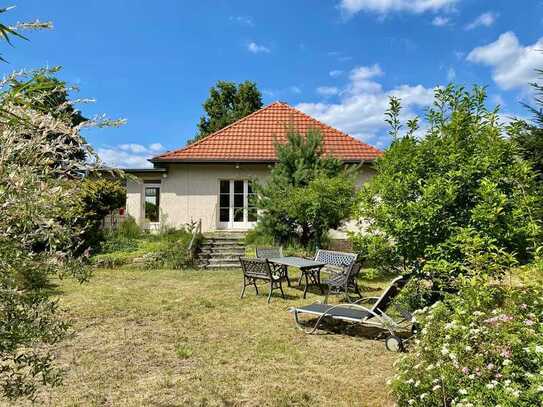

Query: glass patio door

[218,180,257,229]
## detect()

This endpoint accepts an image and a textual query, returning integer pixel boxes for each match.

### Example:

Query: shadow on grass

[294,317,412,342]
[37,281,65,297]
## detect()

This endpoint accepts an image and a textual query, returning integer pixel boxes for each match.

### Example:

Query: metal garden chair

[256,246,291,287]
[297,249,358,287]
[322,262,363,303]
[239,257,287,303]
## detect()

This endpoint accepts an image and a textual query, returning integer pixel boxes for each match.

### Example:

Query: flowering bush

[391,283,543,406]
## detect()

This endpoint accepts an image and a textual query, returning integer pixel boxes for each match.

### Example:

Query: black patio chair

[288,276,414,351]
[256,246,291,287]
[322,262,363,303]
[239,257,287,303]
[299,249,358,285]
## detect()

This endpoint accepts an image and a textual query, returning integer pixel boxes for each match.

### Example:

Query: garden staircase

[197,232,246,269]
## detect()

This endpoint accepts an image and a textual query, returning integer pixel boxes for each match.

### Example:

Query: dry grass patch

[10,268,399,407]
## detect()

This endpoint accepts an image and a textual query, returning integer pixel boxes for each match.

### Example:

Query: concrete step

[203,234,246,241]
[207,257,240,263]
[199,253,245,259]
[196,232,246,269]
[199,247,245,252]
[202,238,245,244]
[200,263,241,269]
[200,242,245,249]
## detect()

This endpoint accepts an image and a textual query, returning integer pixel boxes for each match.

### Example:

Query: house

[125,101,382,233]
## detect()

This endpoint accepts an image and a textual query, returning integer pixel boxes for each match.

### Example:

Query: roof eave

[150,157,375,164]
[149,158,277,164]
[123,167,168,173]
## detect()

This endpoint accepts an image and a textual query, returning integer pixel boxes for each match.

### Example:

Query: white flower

[465,345,472,351]
[433,384,441,391]
[503,359,512,366]
[459,389,468,395]
[535,345,543,353]
[420,393,428,400]
[408,400,415,405]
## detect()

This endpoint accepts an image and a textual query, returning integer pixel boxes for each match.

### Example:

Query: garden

[2,6,543,407]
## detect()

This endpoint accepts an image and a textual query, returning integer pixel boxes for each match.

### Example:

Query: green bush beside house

[92,218,199,269]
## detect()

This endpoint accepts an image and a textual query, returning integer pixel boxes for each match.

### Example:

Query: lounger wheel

[385,335,404,352]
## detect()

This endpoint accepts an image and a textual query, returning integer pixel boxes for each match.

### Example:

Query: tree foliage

[0,9,121,400]
[192,80,262,143]
[355,85,542,288]
[255,128,356,248]
[509,68,543,179]
[75,178,126,250]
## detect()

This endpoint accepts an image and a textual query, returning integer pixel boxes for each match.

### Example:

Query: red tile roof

[152,102,382,163]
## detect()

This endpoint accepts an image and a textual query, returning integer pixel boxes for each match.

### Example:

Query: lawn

[12,268,399,407]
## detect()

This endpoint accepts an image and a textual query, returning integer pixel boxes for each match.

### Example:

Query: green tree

[192,80,262,143]
[509,68,543,179]
[255,128,356,248]
[355,85,542,288]
[76,178,127,250]
[0,8,121,400]
[8,72,89,162]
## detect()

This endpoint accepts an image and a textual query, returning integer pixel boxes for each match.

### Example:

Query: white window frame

[217,179,256,230]
[143,182,161,227]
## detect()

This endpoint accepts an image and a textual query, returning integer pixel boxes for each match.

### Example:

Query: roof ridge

[152,102,284,160]
[280,103,382,154]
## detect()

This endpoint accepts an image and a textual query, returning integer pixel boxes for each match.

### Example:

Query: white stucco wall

[125,163,375,234]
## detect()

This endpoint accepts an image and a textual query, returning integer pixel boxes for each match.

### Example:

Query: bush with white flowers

[391,283,543,406]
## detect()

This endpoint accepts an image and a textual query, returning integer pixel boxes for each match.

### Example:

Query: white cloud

[465,12,497,30]
[467,32,543,90]
[432,16,450,26]
[247,42,270,54]
[149,143,164,152]
[230,16,254,27]
[316,86,340,96]
[97,143,164,168]
[447,67,456,81]
[329,70,344,77]
[119,143,147,153]
[339,0,457,15]
[297,64,436,148]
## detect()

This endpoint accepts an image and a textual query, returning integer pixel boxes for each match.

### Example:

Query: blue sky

[6,0,543,167]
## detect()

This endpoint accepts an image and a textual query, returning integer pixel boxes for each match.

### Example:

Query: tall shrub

[354,86,542,288]
[255,128,356,248]
[75,177,126,250]
[0,15,123,398]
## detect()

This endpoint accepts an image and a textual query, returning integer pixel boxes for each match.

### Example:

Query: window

[233,180,244,222]
[218,179,257,227]
[144,185,160,223]
[219,180,230,222]
[248,181,257,222]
